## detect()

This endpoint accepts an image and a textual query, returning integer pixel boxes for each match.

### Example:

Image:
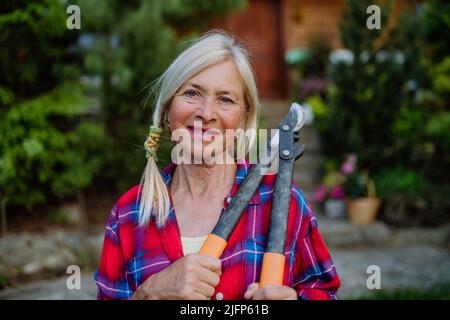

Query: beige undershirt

[180,235,208,256]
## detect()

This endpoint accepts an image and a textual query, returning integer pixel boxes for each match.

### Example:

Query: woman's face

[167,59,247,163]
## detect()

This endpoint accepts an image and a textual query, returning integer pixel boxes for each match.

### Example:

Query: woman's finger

[196,266,221,288]
[192,280,216,299]
[196,254,222,275]
[251,285,297,300]
[244,282,260,300]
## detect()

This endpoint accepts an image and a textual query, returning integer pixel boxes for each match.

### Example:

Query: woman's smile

[187,124,221,141]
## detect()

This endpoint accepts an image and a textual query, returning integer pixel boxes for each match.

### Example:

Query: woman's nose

[196,98,216,122]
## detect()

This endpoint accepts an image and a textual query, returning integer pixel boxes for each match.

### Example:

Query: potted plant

[342,154,381,225]
[314,165,347,219]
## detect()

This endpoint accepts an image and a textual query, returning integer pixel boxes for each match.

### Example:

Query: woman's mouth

[187,125,205,135]
[187,125,220,137]
[186,126,223,144]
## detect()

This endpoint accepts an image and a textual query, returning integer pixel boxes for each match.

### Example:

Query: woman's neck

[171,162,237,201]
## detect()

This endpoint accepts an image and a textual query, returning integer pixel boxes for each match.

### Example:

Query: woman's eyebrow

[188,83,205,92]
[187,82,239,99]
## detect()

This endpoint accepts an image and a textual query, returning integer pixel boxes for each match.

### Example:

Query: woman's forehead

[183,60,244,96]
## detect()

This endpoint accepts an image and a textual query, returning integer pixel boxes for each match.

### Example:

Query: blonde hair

[138,30,260,228]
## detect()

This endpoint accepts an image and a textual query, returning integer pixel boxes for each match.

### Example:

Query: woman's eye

[220,96,234,104]
[184,90,198,97]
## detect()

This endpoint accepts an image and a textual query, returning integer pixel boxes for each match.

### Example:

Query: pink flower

[314,185,327,202]
[330,185,345,199]
[341,153,357,175]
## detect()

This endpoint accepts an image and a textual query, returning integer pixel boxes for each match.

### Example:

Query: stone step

[333,245,450,299]
[296,167,321,180]
[294,178,318,193]
[315,213,450,248]
[296,167,320,180]
[295,157,323,173]
[0,228,103,283]
[316,214,393,247]
[0,272,97,300]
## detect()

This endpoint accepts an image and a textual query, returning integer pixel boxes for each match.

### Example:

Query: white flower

[330,49,354,65]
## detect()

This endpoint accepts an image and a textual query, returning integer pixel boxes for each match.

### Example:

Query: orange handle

[199,234,228,258]
[259,252,285,288]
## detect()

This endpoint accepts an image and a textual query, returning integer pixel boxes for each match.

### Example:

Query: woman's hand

[244,283,298,300]
[131,253,221,300]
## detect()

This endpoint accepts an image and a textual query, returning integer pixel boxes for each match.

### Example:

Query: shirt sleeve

[291,215,341,300]
[93,205,133,300]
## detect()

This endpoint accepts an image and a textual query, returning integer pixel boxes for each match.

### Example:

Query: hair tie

[144,125,163,161]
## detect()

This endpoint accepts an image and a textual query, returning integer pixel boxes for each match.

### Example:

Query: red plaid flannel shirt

[94,159,340,300]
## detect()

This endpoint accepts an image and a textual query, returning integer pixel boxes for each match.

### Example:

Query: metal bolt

[282,125,290,131]
[282,149,290,156]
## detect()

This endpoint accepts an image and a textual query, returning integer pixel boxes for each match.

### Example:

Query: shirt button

[215,292,224,300]
[226,197,232,203]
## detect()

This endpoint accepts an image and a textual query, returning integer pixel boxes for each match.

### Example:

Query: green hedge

[0,84,106,210]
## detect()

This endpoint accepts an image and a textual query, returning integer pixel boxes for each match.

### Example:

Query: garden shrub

[0,84,106,212]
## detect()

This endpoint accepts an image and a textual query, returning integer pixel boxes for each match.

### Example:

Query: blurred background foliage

[0,0,447,300]
[0,0,246,231]
[0,0,448,230]
[299,0,449,227]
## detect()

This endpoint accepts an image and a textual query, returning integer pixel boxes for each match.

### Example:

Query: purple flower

[330,185,345,199]
[341,153,357,175]
[314,185,327,202]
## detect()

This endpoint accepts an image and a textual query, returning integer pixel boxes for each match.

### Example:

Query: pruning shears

[199,102,306,288]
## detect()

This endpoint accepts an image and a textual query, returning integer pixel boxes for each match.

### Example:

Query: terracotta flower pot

[346,197,381,225]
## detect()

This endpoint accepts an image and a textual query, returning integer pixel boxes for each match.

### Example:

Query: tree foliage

[0,0,247,222]
[316,0,449,226]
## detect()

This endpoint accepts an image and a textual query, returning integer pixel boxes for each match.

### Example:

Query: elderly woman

[94,31,340,300]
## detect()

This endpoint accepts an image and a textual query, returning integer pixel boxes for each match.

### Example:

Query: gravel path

[0,270,97,300]
[331,245,450,298]
[1,244,448,300]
